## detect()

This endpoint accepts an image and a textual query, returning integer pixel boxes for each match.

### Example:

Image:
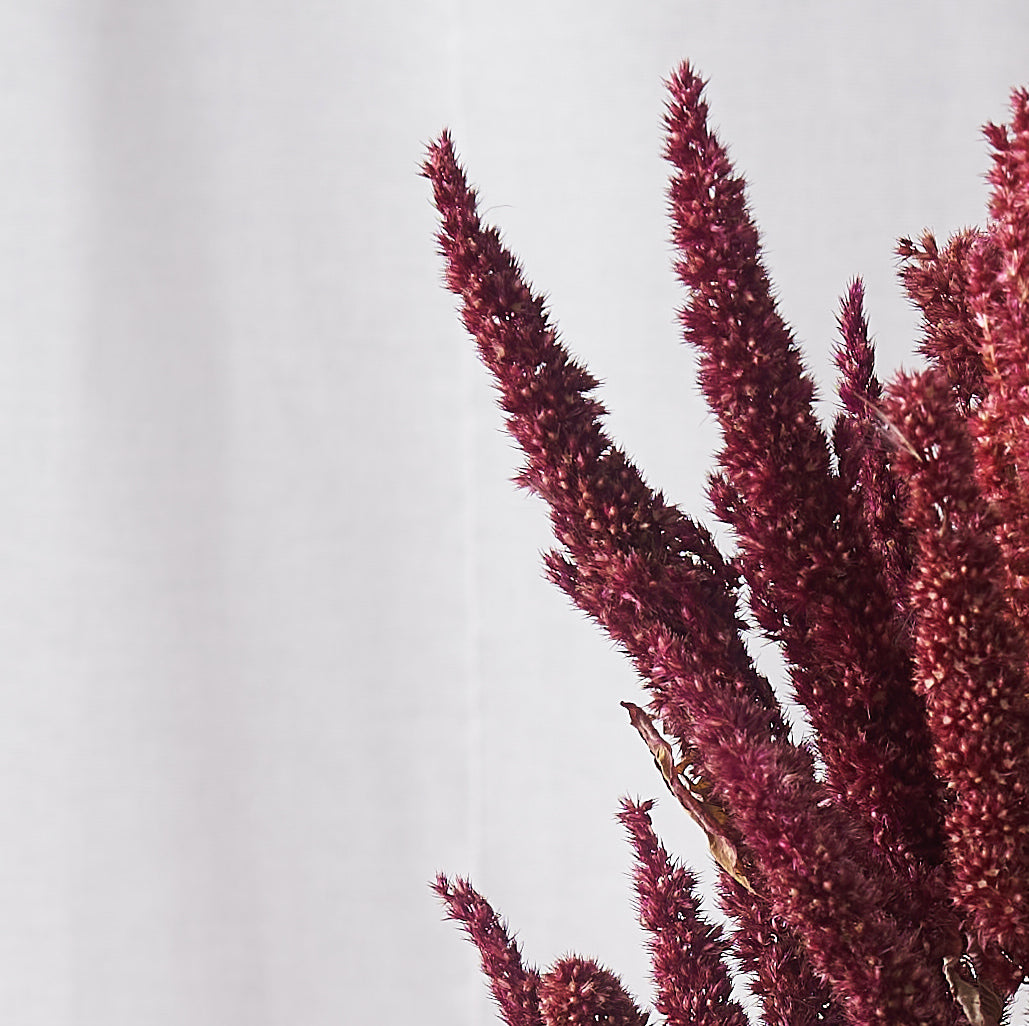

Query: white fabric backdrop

[4,2,1029,1023]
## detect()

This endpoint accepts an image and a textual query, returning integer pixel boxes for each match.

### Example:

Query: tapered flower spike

[426,79,958,1026]
[421,128,785,778]
[833,278,878,483]
[966,90,1029,627]
[898,229,993,409]
[716,875,847,1026]
[433,874,544,1026]
[831,279,909,609]
[664,62,942,871]
[618,797,750,1026]
[885,368,1029,994]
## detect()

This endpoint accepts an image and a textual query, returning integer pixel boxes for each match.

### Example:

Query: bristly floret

[538,957,649,1026]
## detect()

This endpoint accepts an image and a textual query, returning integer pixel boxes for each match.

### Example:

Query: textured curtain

[3,3,1029,1023]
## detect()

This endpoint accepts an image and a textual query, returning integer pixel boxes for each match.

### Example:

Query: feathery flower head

[539,957,649,1026]
[425,61,1029,1026]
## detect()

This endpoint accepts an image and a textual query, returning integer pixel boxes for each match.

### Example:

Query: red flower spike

[965,91,1029,627]
[898,229,993,409]
[433,875,544,1026]
[422,130,784,764]
[886,369,1029,991]
[831,278,910,609]
[618,797,753,1026]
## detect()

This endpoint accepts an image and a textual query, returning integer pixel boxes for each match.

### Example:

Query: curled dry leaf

[621,702,754,893]
[943,956,1004,1026]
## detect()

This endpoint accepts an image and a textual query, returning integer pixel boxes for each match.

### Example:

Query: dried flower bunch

[423,62,1029,1026]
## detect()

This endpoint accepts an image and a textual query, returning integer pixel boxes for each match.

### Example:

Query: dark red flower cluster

[425,63,1029,1026]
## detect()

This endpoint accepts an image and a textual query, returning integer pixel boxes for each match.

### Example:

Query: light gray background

[4,2,1029,1023]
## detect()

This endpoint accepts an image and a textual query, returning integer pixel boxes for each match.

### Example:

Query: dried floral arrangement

[423,62,1029,1026]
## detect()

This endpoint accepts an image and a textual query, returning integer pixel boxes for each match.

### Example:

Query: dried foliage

[425,63,1029,1026]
